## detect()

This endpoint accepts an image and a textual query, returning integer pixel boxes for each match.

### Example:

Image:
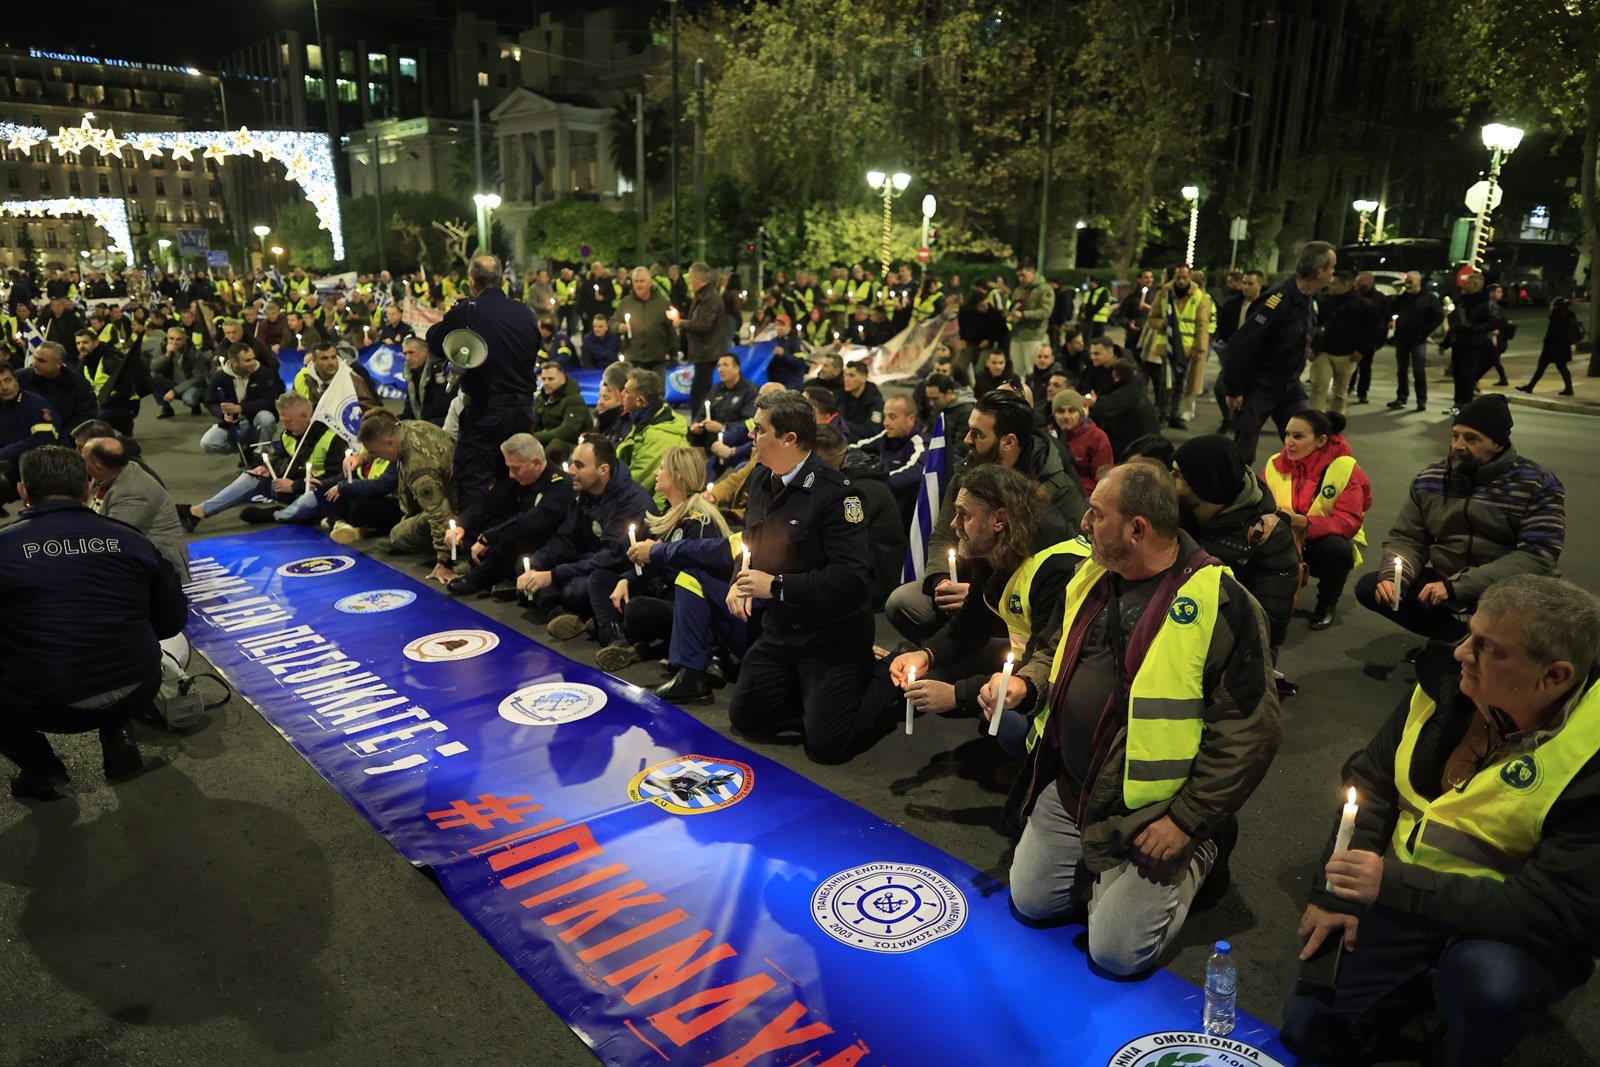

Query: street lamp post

[270,245,285,271]
[157,238,172,271]
[474,193,501,256]
[866,170,910,280]
[1181,186,1201,268]
[1352,200,1378,244]
[1470,123,1523,271]
[253,224,271,267]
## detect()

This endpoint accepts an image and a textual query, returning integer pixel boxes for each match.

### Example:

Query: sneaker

[1559,388,1575,396]
[1386,400,1407,410]
[546,614,589,641]
[1444,406,1460,417]
[596,642,641,672]
[239,505,281,524]
[1353,396,1369,405]
[329,521,363,545]
[175,504,201,533]
[1193,814,1238,908]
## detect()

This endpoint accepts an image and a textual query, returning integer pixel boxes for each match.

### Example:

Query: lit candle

[833,331,840,342]
[522,556,532,601]
[716,430,724,446]
[624,312,632,338]
[628,522,643,575]
[747,324,755,341]
[1391,558,1403,612]
[447,519,457,561]
[989,652,1015,736]
[294,332,301,348]
[259,449,276,480]
[948,548,958,585]
[905,664,916,735]
[1326,787,1359,892]
[704,399,712,423]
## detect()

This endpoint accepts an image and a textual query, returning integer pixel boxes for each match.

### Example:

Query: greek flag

[372,284,394,310]
[902,413,949,583]
[18,319,44,366]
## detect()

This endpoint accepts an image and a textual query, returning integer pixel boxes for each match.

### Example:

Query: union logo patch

[1105,1033,1290,1067]
[276,555,356,577]
[403,629,500,662]
[812,862,968,954]
[1500,754,1540,791]
[1168,595,1200,625]
[498,681,608,726]
[1321,484,1337,499]
[843,496,864,523]
[628,755,754,815]
[335,589,417,614]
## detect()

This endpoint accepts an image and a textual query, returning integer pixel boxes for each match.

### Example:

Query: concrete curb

[1501,391,1600,417]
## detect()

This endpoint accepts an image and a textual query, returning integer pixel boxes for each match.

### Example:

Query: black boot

[653,668,714,706]
[446,568,493,596]
[1309,601,1338,630]
[3,732,69,799]
[157,404,175,419]
[1193,813,1238,908]
[99,720,142,778]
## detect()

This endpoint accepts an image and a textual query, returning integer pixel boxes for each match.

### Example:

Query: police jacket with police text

[743,451,873,650]
[0,500,187,706]
[425,287,541,401]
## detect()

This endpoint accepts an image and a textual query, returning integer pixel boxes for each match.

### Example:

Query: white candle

[522,556,532,601]
[1326,786,1359,892]
[259,449,276,480]
[294,332,301,348]
[716,430,724,446]
[704,399,712,422]
[989,653,1015,736]
[624,312,632,338]
[905,665,916,735]
[1391,558,1403,612]
[628,523,643,576]
[447,519,457,560]
[948,548,958,585]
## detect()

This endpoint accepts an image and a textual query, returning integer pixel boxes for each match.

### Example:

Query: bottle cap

[1215,940,1232,954]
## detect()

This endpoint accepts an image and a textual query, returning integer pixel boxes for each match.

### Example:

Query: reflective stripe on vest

[673,533,744,600]
[994,537,1093,651]
[914,291,940,318]
[1090,287,1111,323]
[84,359,111,393]
[1391,683,1600,881]
[1028,557,1222,809]
[1263,454,1366,567]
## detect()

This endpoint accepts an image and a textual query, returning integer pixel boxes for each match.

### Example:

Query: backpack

[1568,313,1587,346]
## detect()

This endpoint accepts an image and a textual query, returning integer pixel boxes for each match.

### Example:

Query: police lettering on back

[22,536,121,559]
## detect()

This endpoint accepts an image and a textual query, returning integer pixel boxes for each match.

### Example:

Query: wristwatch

[770,575,784,601]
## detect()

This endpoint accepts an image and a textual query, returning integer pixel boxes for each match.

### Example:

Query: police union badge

[276,555,356,577]
[404,629,500,662]
[1500,754,1541,791]
[812,862,967,954]
[628,755,753,815]
[335,589,417,614]
[591,520,604,537]
[1168,595,1200,625]
[843,496,864,524]
[1321,484,1337,499]
[871,410,883,423]
[338,395,363,439]
[1007,592,1023,615]
[1105,1034,1290,1067]
[498,681,608,726]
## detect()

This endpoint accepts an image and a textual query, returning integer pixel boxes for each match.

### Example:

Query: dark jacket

[207,366,284,425]
[15,367,95,435]
[742,451,873,651]
[1358,285,1393,356]
[79,339,150,408]
[684,283,729,364]
[0,500,187,706]
[1313,644,1600,976]
[972,365,1023,400]
[582,330,621,369]
[463,461,574,552]
[534,464,655,587]
[532,376,594,448]
[1313,289,1378,357]
[0,391,59,461]
[1214,293,1257,345]
[1445,289,1505,355]
[425,288,540,401]
[1182,474,1302,647]
[1090,372,1161,462]
[401,354,451,424]
[1392,288,1446,348]
[839,381,886,436]
[839,449,907,609]
[702,376,759,426]
[1222,275,1317,394]
[852,428,928,498]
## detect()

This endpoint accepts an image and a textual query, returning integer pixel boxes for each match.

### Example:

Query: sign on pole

[206,250,229,268]
[176,228,210,256]
[1463,181,1503,216]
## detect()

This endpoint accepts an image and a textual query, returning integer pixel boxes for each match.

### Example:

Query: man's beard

[1450,449,1483,473]
[1173,282,1190,296]
[968,439,1001,466]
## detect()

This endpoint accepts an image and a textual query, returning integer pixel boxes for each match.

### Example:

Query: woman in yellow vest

[1263,409,1372,631]
[1284,575,1600,1067]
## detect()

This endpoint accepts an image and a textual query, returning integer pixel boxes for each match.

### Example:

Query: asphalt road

[0,342,1595,1067]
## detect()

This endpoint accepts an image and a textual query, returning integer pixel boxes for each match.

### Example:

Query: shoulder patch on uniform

[671,528,684,541]
[534,493,544,507]
[591,519,603,537]
[1264,293,1282,309]
[843,496,864,524]
[803,472,815,488]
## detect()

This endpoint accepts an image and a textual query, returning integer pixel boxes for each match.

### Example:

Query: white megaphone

[443,328,488,370]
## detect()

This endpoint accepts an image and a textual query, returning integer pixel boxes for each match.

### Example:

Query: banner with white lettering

[183,528,1295,1067]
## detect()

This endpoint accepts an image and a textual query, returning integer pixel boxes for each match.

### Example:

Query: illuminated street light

[1352,199,1378,244]
[918,194,938,276]
[1468,123,1524,270]
[253,223,271,260]
[474,192,501,252]
[1181,186,1201,268]
[867,169,911,279]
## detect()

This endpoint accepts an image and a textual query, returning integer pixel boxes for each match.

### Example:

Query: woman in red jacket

[1263,409,1372,630]
[1049,389,1114,495]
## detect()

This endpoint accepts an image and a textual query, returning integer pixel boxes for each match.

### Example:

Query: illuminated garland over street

[0,197,132,264]
[0,115,345,261]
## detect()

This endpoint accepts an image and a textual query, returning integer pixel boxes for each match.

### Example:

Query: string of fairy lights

[0,114,345,265]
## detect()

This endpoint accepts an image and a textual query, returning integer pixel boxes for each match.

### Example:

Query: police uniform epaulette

[1264,293,1282,310]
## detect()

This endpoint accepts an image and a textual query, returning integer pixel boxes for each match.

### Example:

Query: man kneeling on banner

[357,409,461,585]
[980,461,1281,975]
[445,433,574,598]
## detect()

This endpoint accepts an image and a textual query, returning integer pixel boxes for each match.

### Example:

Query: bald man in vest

[1284,575,1600,1067]
[979,461,1281,975]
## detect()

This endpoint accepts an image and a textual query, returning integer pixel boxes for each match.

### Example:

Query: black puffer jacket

[1182,473,1301,647]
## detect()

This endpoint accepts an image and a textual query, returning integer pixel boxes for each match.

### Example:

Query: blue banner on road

[569,341,777,406]
[277,344,408,401]
[183,527,1296,1067]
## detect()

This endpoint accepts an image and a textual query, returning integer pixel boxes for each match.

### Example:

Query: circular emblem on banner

[498,682,609,726]
[404,629,501,662]
[1168,596,1200,625]
[338,394,363,438]
[276,555,356,577]
[1500,754,1540,791]
[667,365,695,396]
[367,347,396,376]
[335,589,417,614]
[628,755,754,815]
[812,863,967,954]
[1105,1033,1290,1067]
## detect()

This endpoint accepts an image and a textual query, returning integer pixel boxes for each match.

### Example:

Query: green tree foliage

[275,200,334,271]
[1388,2,1600,330]
[526,200,637,263]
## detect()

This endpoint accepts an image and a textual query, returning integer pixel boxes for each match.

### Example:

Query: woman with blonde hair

[588,446,730,671]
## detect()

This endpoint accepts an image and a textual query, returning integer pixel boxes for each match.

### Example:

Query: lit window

[337,78,357,103]
[304,74,325,102]
[478,71,488,87]
[367,52,388,76]
[399,57,418,81]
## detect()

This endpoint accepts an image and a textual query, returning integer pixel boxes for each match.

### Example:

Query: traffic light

[927,228,939,246]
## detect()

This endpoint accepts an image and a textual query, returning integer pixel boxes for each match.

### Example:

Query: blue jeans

[198,472,280,517]
[273,488,321,523]
[1395,341,1428,404]
[1281,903,1589,1067]
[200,411,277,455]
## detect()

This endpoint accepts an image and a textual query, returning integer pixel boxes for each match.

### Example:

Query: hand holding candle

[988,652,1015,736]
[948,548,958,585]
[447,519,458,560]
[704,399,712,423]
[522,556,533,601]
[259,449,276,479]
[627,523,643,576]
[1325,787,1359,892]
[1391,558,1403,611]
[904,665,916,735]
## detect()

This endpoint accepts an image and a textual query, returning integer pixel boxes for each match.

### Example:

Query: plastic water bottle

[1203,940,1237,1035]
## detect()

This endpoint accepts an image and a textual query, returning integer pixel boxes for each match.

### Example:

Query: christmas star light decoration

[168,138,196,162]
[0,197,133,265]
[202,138,230,163]
[132,136,163,160]
[6,128,40,153]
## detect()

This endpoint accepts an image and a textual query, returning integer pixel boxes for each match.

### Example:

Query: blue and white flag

[372,283,395,310]
[17,319,45,366]
[902,413,949,583]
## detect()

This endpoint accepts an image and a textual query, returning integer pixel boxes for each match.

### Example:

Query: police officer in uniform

[727,390,892,764]
[1223,240,1335,464]
[446,433,575,596]
[0,447,187,797]
[426,255,541,513]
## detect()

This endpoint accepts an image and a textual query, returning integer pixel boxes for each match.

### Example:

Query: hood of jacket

[841,448,887,481]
